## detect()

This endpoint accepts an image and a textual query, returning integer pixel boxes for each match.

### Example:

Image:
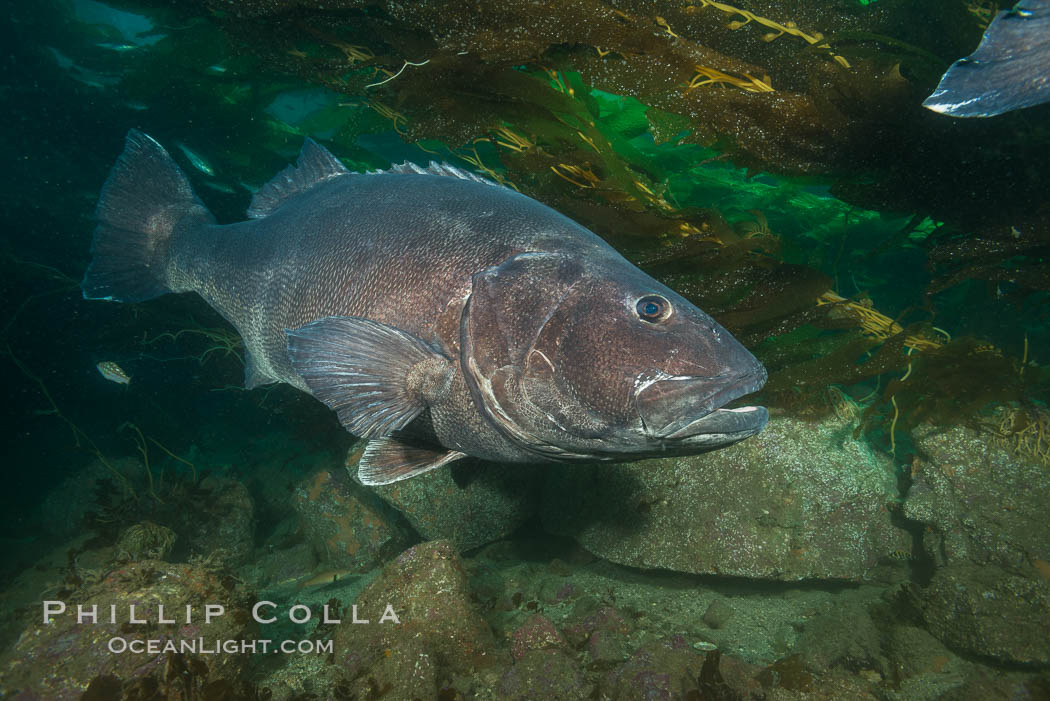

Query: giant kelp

[17,0,1050,470]
[173,0,1049,226]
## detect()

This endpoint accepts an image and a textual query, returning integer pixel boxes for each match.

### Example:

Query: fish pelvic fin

[285,316,454,438]
[82,130,214,302]
[358,436,467,485]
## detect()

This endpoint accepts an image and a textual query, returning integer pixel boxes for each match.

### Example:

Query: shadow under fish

[923,0,1050,117]
[82,131,768,485]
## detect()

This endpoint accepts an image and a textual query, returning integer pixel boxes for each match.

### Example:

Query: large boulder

[361,451,542,552]
[333,540,502,697]
[904,424,1050,665]
[37,458,133,539]
[499,649,589,700]
[600,639,705,700]
[185,476,256,567]
[904,423,1050,572]
[912,565,1050,666]
[542,413,909,580]
[0,560,255,700]
[292,467,414,572]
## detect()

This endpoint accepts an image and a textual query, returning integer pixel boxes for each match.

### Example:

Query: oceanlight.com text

[107,637,334,655]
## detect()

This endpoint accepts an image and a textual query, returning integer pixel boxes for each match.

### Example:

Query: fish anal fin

[247,139,349,218]
[358,436,466,485]
[244,351,276,390]
[286,316,452,438]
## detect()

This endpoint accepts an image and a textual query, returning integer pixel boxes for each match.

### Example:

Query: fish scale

[83,130,768,485]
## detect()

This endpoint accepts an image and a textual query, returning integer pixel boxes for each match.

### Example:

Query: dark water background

[1,0,1049,695]
[1,0,344,554]
[3,0,1049,564]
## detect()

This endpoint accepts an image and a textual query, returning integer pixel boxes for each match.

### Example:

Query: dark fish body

[172,162,613,394]
[923,0,1050,117]
[84,131,768,484]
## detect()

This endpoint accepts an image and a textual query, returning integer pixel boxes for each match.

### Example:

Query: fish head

[463,251,768,461]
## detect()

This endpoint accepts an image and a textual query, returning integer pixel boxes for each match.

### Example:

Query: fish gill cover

[1,0,1050,695]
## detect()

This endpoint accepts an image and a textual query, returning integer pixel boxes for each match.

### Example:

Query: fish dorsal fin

[357,436,467,485]
[247,139,349,219]
[380,161,500,187]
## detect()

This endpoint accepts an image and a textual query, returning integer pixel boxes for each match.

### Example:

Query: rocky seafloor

[1,413,1049,700]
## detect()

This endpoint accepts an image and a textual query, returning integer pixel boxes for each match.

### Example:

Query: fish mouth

[635,367,768,442]
[659,404,768,441]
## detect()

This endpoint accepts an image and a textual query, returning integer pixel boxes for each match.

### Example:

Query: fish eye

[635,294,672,323]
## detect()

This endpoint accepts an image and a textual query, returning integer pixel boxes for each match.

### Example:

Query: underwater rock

[587,626,632,667]
[904,424,1050,665]
[560,602,633,668]
[904,423,1050,573]
[292,467,413,572]
[333,540,502,690]
[186,476,255,567]
[884,625,969,701]
[934,673,1050,701]
[258,652,342,701]
[537,575,576,605]
[338,638,438,700]
[601,639,705,700]
[0,560,253,699]
[912,564,1050,666]
[37,457,141,539]
[238,541,317,590]
[543,414,909,581]
[703,599,735,630]
[509,614,566,661]
[498,648,589,701]
[363,450,542,552]
[115,521,176,561]
[793,601,884,674]
[561,604,630,652]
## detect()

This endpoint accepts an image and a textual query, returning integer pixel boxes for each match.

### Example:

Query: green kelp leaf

[594,91,650,140]
[646,107,692,145]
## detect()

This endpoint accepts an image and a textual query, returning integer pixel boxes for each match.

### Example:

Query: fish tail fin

[82,130,214,302]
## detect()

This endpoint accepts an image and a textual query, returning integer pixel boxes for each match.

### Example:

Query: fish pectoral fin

[357,436,467,485]
[285,316,452,438]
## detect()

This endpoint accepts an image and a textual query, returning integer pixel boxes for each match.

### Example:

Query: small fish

[83,132,768,485]
[97,361,131,385]
[923,0,1050,117]
[96,42,139,52]
[265,118,304,136]
[297,569,356,589]
[883,549,915,563]
[206,63,227,74]
[175,143,215,176]
[202,180,237,194]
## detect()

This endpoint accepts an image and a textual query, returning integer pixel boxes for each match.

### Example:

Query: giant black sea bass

[83,131,769,485]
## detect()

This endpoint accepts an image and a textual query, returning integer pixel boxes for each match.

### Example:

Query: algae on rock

[543,413,910,581]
